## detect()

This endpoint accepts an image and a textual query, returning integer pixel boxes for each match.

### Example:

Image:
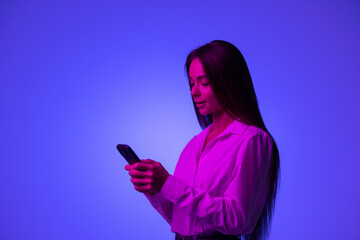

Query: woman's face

[189,58,223,116]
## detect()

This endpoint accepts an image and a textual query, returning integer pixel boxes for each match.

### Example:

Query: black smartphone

[116,144,141,165]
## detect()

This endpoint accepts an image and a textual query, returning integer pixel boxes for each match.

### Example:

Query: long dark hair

[185,40,280,240]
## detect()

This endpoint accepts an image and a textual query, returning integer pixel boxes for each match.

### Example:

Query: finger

[134,185,153,194]
[133,162,153,171]
[124,165,133,171]
[141,159,161,168]
[131,178,151,186]
[134,185,148,193]
[134,185,143,193]
[129,169,151,178]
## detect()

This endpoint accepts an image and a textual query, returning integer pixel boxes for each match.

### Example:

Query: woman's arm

[125,132,272,234]
[159,133,273,235]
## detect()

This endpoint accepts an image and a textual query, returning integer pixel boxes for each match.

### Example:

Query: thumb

[141,159,156,164]
[124,164,133,171]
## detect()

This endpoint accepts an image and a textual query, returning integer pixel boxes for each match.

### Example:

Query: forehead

[189,58,205,79]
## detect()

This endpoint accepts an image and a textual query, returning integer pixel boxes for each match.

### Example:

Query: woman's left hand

[124,159,169,194]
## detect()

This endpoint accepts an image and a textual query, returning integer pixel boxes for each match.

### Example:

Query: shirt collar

[205,119,249,136]
[198,120,249,143]
[195,120,249,157]
[223,119,250,136]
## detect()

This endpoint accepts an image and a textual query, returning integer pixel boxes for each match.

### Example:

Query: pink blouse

[145,120,273,236]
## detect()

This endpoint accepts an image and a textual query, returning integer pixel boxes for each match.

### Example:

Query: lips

[195,101,206,107]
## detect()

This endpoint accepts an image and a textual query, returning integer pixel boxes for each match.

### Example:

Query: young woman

[124,40,280,240]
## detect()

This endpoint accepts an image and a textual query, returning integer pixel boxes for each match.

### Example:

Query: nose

[190,83,200,98]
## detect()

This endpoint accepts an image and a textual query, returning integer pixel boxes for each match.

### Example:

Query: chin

[198,109,211,116]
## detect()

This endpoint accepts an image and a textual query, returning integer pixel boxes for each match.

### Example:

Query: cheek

[207,90,222,110]
[205,89,218,103]
[203,87,215,99]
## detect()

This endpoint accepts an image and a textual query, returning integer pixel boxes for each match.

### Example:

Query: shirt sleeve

[158,132,273,235]
[144,192,173,225]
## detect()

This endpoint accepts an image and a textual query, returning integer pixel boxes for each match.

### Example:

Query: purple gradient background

[1,1,359,239]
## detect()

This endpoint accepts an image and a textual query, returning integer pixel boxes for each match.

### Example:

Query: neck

[211,110,235,135]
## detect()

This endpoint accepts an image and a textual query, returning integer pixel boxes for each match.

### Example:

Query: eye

[189,83,195,88]
[201,83,209,86]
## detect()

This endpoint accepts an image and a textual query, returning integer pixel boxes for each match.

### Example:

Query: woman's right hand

[124,159,169,194]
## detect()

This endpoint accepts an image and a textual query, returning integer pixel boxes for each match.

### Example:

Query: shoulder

[244,125,270,139]
[229,121,271,140]
[232,125,274,171]
[227,121,273,150]
[240,128,273,160]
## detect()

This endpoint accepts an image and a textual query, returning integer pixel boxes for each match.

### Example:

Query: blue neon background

[1,1,359,239]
